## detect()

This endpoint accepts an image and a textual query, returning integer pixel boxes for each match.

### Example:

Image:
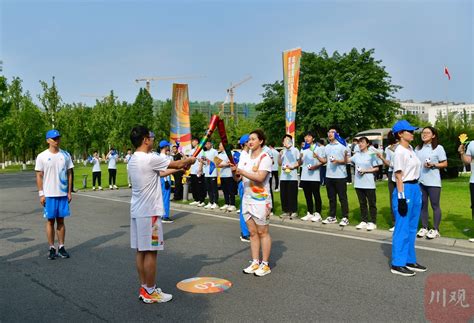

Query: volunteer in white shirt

[189,138,207,207]
[128,125,195,303]
[202,141,219,209]
[231,129,273,277]
[125,148,133,188]
[35,129,74,260]
[415,127,448,239]
[268,145,280,191]
[90,151,103,190]
[278,134,300,219]
[106,148,119,189]
[217,142,236,212]
[390,120,427,277]
[299,131,323,222]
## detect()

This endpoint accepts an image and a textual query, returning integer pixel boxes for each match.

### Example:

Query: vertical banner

[170,83,192,155]
[282,47,302,139]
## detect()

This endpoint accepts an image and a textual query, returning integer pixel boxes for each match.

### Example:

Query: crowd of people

[34,120,473,303]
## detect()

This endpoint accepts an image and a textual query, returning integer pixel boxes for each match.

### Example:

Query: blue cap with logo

[239,134,250,145]
[392,120,418,134]
[46,129,61,139]
[159,140,171,149]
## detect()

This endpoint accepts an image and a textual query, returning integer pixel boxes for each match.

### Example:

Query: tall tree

[38,76,62,128]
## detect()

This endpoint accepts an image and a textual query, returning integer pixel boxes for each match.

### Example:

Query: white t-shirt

[217,152,232,178]
[91,157,101,172]
[269,148,280,171]
[203,148,218,177]
[35,149,74,197]
[125,153,132,169]
[300,145,322,182]
[238,151,272,205]
[392,145,421,182]
[128,151,171,218]
[280,146,300,181]
[385,145,396,173]
[465,142,474,183]
[107,154,118,169]
[190,148,202,175]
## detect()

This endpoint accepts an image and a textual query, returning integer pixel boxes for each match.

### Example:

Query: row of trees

[1,47,472,167]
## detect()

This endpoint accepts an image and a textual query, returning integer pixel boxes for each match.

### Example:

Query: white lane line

[75,193,474,258]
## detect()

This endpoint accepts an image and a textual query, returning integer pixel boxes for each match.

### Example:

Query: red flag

[444,66,451,80]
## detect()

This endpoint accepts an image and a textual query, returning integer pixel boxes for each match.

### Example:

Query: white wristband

[398,192,405,199]
[39,190,44,197]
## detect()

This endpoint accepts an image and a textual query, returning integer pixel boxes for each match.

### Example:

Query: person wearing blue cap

[35,129,74,260]
[158,140,174,223]
[390,119,427,276]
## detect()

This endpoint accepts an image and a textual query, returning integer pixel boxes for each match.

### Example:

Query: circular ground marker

[176,277,232,294]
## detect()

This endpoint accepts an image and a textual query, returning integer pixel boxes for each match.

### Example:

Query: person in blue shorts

[35,129,74,260]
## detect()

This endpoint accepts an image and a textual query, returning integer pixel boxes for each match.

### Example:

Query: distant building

[397,100,474,125]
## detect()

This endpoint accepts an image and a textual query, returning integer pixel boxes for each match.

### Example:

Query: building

[397,100,474,125]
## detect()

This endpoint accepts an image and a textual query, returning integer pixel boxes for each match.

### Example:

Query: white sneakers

[243,261,271,276]
[204,203,218,209]
[227,205,237,212]
[311,212,322,222]
[189,201,199,206]
[197,202,206,207]
[426,229,440,239]
[356,221,368,230]
[113,185,118,189]
[339,217,349,226]
[389,226,395,232]
[220,204,229,210]
[366,222,377,231]
[469,238,474,243]
[417,228,429,238]
[289,213,297,220]
[243,260,260,274]
[322,217,337,224]
[301,212,313,221]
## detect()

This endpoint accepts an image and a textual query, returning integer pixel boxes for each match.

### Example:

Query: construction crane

[226,76,252,120]
[135,75,204,93]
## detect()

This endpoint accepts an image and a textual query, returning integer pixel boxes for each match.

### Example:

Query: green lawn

[3,162,473,239]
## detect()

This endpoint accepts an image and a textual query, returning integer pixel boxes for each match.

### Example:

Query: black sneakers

[57,246,70,259]
[240,235,250,242]
[406,263,427,272]
[391,266,416,277]
[161,218,174,223]
[48,247,57,260]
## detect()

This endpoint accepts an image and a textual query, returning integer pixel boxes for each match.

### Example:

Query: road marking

[75,193,474,258]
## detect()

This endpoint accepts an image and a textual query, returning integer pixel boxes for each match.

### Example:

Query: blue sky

[1,0,472,106]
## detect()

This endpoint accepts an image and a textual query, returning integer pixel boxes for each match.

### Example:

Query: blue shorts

[43,196,70,220]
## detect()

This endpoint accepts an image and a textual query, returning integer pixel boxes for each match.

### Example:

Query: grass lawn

[3,162,473,240]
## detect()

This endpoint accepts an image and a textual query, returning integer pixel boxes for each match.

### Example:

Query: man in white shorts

[128,125,195,304]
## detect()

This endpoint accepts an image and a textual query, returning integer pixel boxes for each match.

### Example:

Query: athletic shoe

[269,212,274,217]
[204,203,212,209]
[109,185,113,190]
[366,222,377,231]
[389,226,395,232]
[197,202,206,207]
[236,209,240,214]
[113,185,118,189]
[406,263,427,272]
[426,229,440,239]
[240,235,250,242]
[469,238,474,242]
[339,217,349,226]
[254,263,271,277]
[48,247,57,260]
[161,218,174,223]
[243,260,260,274]
[92,187,96,191]
[322,217,337,224]
[279,212,289,219]
[417,228,429,238]
[227,205,236,212]
[356,221,368,230]
[210,203,218,210]
[57,246,70,259]
[189,201,199,206]
[301,212,313,221]
[139,287,173,304]
[311,213,322,222]
[98,186,103,190]
[289,213,297,220]
[391,266,416,277]
[274,188,280,192]
[128,184,132,188]
[220,204,229,210]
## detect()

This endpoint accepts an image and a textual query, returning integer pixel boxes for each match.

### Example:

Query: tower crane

[225,76,252,119]
[135,75,204,93]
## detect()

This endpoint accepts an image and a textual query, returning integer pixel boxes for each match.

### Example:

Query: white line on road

[75,193,474,258]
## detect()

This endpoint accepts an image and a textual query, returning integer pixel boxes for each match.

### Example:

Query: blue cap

[239,134,250,145]
[392,120,418,134]
[159,140,171,149]
[46,129,61,139]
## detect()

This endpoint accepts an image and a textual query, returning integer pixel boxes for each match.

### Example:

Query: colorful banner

[282,48,302,139]
[170,83,192,155]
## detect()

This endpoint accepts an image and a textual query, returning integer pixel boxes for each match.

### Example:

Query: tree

[257,48,401,142]
[154,99,172,141]
[38,76,62,128]
[131,88,154,129]
[190,110,208,139]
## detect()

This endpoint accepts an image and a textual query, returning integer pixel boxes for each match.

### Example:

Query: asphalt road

[1,172,473,322]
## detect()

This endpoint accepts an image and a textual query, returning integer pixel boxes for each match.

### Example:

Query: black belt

[404,180,418,184]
